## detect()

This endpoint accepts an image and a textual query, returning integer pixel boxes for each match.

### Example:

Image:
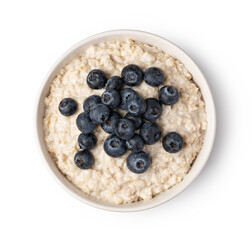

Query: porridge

[43,39,207,204]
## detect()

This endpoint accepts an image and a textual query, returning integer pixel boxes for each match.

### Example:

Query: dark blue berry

[101,111,122,134]
[126,134,144,152]
[76,112,96,134]
[144,67,164,87]
[59,98,77,116]
[87,69,107,89]
[124,113,143,130]
[83,95,101,112]
[158,85,179,105]
[106,76,123,90]
[74,150,94,169]
[162,132,184,153]
[104,134,127,158]
[101,89,121,109]
[143,98,162,121]
[89,104,110,124]
[127,94,146,116]
[119,88,136,110]
[78,133,96,150]
[121,64,143,86]
[127,151,150,174]
[115,118,135,140]
[140,122,161,145]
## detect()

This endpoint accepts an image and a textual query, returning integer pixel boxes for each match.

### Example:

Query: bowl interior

[35,30,216,212]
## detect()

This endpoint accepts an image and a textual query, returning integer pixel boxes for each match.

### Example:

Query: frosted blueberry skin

[140,121,162,145]
[104,134,127,158]
[89,104,110,124]
[87,69,107,89]
[115,118,135,140]
[126,134,144,152]
[124,113,143,130]
[121,64,143,87]
[59,98,77,116]
[143,98,162,122]
[83,95,101,113]
[74,150,94,169]
[106,76,124,90]
[101,111,122,134]
[78,133,97,150]
[119,88,136,110]
[158,85,179,105]
[76,112,96,134]
[127,95,146,117]
[101,89,121,109]
[144,67,164,87]
[127,151,151,174]
[162,132,184,153]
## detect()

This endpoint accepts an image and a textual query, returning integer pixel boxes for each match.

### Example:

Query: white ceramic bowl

[35,30,216,212]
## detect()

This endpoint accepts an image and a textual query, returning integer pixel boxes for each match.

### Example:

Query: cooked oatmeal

[43,39,207,204]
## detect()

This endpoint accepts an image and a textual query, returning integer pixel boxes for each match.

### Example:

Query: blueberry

[126,134,144,152]
[162,132,184,153]
[104,134,127,158]
[124,113,143,130]
[101,111,122,134]
[158,85,179,105]
[144,67,164,87]
[140,122,161,145]
[143,98,162,121]
[127,95,146,116]
[101,89,121,109]
[78,133,96,150]
[106,76,123,90]
[76,112,96,134]
[119,88,136,110]
[83,95,101,112]
[87,69,107,89]
[74,150,94,169]
[127,151,150,174]
[121,64,143,86]
[89,103,110,124]
[59,98,77,116]
[115,118,135,140]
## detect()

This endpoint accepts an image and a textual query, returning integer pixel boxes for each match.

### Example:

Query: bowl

[34,30,216,212]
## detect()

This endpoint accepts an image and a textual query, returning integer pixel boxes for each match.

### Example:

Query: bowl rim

[34,29,216,212]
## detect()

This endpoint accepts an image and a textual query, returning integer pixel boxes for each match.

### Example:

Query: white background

[0,0,251,239]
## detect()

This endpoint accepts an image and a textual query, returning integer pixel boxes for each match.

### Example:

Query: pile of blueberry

[58,64,184,174]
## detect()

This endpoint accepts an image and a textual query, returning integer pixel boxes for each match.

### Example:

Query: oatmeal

[43,39,207,204]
